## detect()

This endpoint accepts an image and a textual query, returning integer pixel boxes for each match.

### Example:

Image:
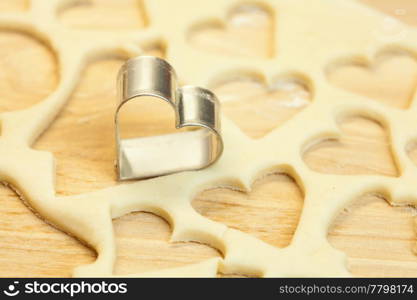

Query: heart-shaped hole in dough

[0,30,58,113]
[193,171,304,249]
[304,115,399,176]
[59,0,148,30]
[327,50,417,109]
[188,3,275,58]
[328,193,417,277]
[113,211,220,275]
[213,75,311,139]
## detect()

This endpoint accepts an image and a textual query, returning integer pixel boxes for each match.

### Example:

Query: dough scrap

[0,0,416,277]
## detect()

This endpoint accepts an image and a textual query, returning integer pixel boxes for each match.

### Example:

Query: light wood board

[0,0,417,277]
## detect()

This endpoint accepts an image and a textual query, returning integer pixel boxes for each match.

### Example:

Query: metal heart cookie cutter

[115,56,223,180]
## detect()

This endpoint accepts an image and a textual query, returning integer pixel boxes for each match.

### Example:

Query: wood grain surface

[0,0,417,277]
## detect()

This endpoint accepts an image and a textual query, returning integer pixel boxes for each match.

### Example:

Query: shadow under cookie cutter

[115,56,223,180]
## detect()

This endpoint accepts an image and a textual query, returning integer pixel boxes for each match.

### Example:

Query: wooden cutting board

[0,0,417,277]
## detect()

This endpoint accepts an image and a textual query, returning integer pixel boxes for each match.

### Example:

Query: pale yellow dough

[1,0,417,277]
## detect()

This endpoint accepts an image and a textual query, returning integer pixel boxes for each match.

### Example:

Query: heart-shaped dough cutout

[193,172,304,249]
[59,0,148,30]
[327,51,417,109]
[0,31,58,113]
[188,3,274,58]
[329,193,417,277]
[113,211,219,275]
[213,76,311,139]
[304,116,398,176]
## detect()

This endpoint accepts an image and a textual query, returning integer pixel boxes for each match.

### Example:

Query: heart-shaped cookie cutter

[115,56,223,180]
